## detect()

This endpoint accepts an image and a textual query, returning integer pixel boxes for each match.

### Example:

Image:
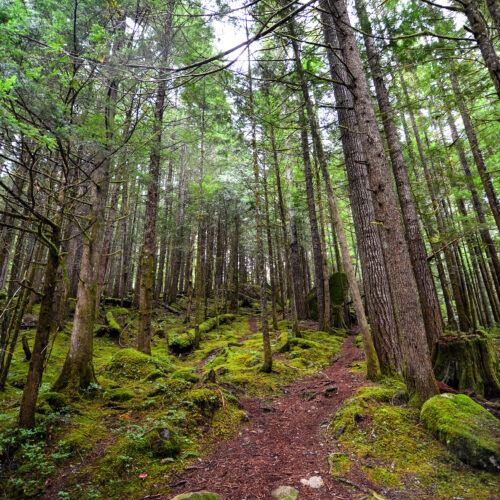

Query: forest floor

[166,325,371,499]
[1,308,498,500]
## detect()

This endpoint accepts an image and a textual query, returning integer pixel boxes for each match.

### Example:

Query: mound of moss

[169,332,195,354]
[104,348,173,381]
[421,393,500,472]
[184,388,222,418]
[327,379,499,498]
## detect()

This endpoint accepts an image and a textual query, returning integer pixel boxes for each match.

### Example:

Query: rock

[421,393,500,472]
[308,476,324,488]
[271,485,299,499]
[170,492,220,500]
[300,476,324,488]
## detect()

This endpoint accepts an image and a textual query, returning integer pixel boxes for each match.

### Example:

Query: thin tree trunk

[247,37,272,372]
[263,164,279,330]
[138,5,175,354]
[19,227,60,427]
[297,104,327,329]
[449,71,500,232]
[269,121,300,335]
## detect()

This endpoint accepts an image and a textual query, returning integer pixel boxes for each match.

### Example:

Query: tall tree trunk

[297,104,327,329]
[269,121,300,335]
[247,37,272,372]
[290,36,331,330]
[355,0,443,349]
[138,5,175,354]
[323,0,438,404]
[462,0,500,98]
[447,113,500,298]
[53,76,117,393]
[263,164,279,330]
[322,7,402,374]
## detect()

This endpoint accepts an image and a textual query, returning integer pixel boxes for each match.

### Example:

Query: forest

[0,0,499,498]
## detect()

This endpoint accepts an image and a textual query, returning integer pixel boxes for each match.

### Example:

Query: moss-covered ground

[1,303,499,499]
[0,305,343,499]
[327,377,499,499]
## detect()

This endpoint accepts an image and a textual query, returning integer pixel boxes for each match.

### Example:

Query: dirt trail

[165,331,369,499]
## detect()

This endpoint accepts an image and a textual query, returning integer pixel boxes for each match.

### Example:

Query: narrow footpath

[166,332,370,499]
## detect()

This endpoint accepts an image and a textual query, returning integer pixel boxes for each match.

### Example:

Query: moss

[106,388,136,402]
[171,493,220,500]
[277,319,290,330]
[326,379,499,498]
[62,431,93,455]
[106,311,121,337]
[169,332,195,354]
[328,452,351,475]
[39,391,70,411]
[420,394,500,472]
[432,333,500,397]
[184,388,221,418]
[289,337,322,349]
[364,466,402,487]
[104,348,173,381]
[276,332,290,353]
[171,368,200,384]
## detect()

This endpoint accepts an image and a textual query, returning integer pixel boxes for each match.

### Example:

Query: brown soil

[165,333,373,499]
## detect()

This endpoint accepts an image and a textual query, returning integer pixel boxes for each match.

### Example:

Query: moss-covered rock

[184,388,221,418]
[169,332,195,354]
[289,337,322,350]
[39,391,69,411]
[421,394,500,472]
[145,427,182,458]
[106,388,136,402]
[171,492,220,500]
[104,348,172,381]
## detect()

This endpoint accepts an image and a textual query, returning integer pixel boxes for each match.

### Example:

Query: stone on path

[300,476,324,488]
[271,485,299,499]
[170,492,220,500]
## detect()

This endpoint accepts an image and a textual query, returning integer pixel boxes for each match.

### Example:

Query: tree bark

[322,7,401,374]
[462,0,500,98]
[19,228,60,427]
[323,0,438,404]
[355,0,443,349]
[297,103,327,329]
[138,4,175,354]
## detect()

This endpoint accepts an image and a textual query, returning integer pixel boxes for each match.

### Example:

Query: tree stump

[432,332,500,398]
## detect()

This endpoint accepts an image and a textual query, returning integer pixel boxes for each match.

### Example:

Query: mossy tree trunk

[19,229,60,428]
[433,333,500,398]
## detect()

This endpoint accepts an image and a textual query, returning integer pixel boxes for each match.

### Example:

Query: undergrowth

[0,305,343,499]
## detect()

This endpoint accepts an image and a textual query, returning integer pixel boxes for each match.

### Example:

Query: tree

[322,0,439,404]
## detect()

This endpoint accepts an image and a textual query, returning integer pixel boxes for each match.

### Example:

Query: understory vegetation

[0,302,498,499]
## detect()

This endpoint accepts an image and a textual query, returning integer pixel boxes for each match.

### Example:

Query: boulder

[421,393,500,472]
